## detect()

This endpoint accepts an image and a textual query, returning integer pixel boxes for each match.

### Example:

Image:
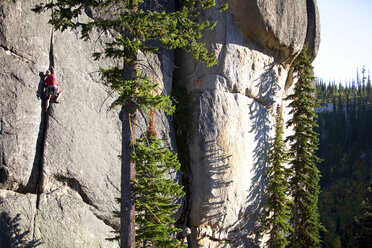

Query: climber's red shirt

[45,73,58,86]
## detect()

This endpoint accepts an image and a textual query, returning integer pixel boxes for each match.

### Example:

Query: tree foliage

[133,137,185,247]
[32,0,226,67]
[262,107,292,248]
[286,47,323,248]
[356,180,372,248]
[316,73,372,247]
[33,0,227,246]
[110,136,186,247]
[316,67,372,108]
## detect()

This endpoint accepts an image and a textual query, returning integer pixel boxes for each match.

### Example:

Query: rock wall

[0,0,319,247]
[175,0,319,247]
[0,1,122,247]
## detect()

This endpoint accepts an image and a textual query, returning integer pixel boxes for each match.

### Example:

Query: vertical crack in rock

[49,26,55,69]
[35,27,55,208]
[171,87,193,243]
[0,149,9,187]
[31,207,39,243]
[174,129,193,245]
[25,27,55,209]
[25,26,55,244]
[173,128,192,228]
[0,119,10,189]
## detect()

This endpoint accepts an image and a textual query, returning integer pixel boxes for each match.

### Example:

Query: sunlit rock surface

[175,0,319,247]
[0,0,319,247]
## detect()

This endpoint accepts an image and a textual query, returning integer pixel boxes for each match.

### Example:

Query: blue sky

[312,0,372,84]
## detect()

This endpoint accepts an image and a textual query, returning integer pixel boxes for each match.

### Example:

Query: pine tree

[33,0,227,247]
[133,136,185,247]
[110,135,186,247]
[286,47,323,248]
[262,106,293,248]
[356,180,372,248]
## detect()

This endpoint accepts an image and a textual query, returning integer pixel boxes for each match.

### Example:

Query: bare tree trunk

[121,100,136,248]
[120,1,138,247]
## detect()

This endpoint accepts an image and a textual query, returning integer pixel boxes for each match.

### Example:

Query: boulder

[230,0,320,62]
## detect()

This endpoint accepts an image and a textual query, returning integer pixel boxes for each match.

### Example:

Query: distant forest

[316,70,372,247]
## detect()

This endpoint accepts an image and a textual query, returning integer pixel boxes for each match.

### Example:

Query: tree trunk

[121,99,137,248]
[120,1,138,247]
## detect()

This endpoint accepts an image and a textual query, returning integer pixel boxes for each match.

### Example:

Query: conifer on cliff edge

[262,106,293,248]
[286,47,323,248]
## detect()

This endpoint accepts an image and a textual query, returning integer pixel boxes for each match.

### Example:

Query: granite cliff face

[175,0,319,246]
[0,0,319,247]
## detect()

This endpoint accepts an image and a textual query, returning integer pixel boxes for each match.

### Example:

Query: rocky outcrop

[0,0,176,248]
[0,1,122,247]
[0,0,319,247]
[0,1,175,247]
[229,0,320,63]
[175,0,320,247]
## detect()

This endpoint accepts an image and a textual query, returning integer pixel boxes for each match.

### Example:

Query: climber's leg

[55,88,62,103]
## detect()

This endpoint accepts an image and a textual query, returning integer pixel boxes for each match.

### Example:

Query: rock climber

[44,66,61,110]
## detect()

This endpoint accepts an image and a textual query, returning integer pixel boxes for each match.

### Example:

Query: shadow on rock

[188,139,232,246]
[0,165,9,189]
[0,212,41,248]
[36,72,46,101]
[202,140,232,221]
[22,72,49,194]
[253,62,281,107]
[230,100,271,247]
